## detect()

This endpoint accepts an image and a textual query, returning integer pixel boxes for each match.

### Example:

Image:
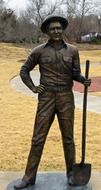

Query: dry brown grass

[0,43,101,172]
[79,50,101,65]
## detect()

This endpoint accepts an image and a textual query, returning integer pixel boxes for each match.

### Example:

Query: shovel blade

[72,163,91,186]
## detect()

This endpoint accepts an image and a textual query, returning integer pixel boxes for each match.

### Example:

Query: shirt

[20,40,85,92]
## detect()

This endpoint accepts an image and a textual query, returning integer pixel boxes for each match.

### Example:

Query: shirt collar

[43,39,67,49]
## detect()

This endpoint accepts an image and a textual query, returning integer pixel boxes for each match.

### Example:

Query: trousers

[24,91,75,181]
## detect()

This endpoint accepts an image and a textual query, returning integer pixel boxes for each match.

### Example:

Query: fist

[84,79,91,87]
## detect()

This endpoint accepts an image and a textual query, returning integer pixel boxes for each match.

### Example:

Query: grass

[0,43,101,172]
[79,50,101,65]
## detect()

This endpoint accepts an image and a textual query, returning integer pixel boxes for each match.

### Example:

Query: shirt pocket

[63,56,72,63]
[40,56,52,64]
[62,56,73,71]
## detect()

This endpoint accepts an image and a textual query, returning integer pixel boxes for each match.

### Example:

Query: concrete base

[6,172,92,190]
[0,171,99,190]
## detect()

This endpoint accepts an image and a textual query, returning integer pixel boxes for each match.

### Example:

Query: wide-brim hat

[41,15,68,33]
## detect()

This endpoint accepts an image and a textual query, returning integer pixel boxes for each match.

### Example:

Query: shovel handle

[85,60,90,79]
[81,60,90,164]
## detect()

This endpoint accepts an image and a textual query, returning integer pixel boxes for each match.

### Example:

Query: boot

[14,178,35,189]
[67,171,75,186]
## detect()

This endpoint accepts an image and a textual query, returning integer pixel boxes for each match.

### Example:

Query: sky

[4,0,29,15]
[3,0,101,16]
[3,0,56,15]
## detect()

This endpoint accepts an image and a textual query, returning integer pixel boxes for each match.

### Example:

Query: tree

[62,0,98,41]
[25,0,62,42]
[0,7,17,42]
[0,0,18,42]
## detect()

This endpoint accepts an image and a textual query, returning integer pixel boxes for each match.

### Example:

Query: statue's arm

[72,48,85,84]
[20,48,45,94]
[20,49,38,93]
[72,48,91,87]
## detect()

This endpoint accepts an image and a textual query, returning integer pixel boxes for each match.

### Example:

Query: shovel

[72,60,91,186]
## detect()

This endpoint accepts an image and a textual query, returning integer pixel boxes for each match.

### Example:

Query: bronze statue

[14,15,91,189]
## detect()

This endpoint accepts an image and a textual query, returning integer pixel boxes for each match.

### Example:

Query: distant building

[81,32,101,42]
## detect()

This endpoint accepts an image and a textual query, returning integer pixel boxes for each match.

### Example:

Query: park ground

[0,43,101,172]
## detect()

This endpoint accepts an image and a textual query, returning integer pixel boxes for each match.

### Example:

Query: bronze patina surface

[14,15,91,189]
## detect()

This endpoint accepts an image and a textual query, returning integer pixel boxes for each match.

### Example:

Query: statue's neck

[49,39,63,49]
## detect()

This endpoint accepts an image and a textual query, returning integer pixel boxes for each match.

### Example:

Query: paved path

[10,70,101,114]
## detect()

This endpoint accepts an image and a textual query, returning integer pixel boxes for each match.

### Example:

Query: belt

[45,86,72,92]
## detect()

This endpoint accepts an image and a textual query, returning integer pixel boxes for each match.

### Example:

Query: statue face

[47,21,63,41]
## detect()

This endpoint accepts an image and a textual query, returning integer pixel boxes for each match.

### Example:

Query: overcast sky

[3,0,56,15]
[3,0,101,16]
[4,0,29,15]
[4,0,28,9]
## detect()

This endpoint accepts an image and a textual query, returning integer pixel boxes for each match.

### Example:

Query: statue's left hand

[84,78,91,87]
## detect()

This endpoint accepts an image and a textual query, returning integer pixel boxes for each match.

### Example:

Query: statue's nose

[54,28,58,33]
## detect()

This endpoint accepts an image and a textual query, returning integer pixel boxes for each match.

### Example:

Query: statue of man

[14,15,91,189]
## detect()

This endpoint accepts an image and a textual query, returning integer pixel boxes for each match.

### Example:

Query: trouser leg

[58,112,75,175]
[24,115,54,181]
[56,92,75,175]
[24,92,55,182]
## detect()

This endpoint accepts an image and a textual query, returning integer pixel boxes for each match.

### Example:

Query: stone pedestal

[7,172,92,190]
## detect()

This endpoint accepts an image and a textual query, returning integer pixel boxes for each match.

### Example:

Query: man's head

[46,21,63,41]
[41,15,68,41]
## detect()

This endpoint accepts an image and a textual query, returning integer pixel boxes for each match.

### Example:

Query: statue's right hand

[32,84,45,94]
